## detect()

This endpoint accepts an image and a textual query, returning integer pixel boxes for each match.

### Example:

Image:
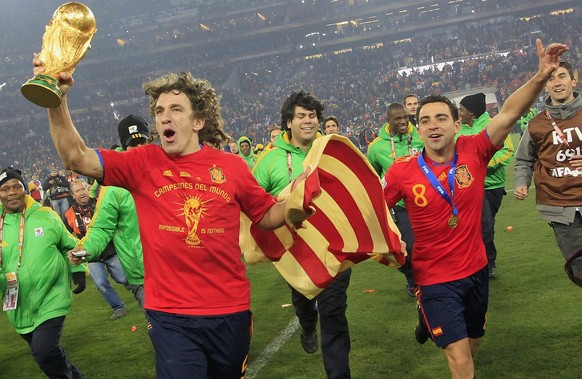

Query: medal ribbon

[545,110,570,147]
[417,150,458,218]
[0,210,25,271]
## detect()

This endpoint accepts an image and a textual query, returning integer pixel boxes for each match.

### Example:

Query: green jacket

[238,136,258,169]
[79,185,144,286]
[367,122,423,208]
[253,131,314,196]
[458,112,515,190]
[518,108,539,132]
[367,121,423,178]
[0,195,84,334]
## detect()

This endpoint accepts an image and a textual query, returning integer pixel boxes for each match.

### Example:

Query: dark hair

[387,103,405,119]
[143,72,228,149]
[323,116,339,128]
[280,91,324,131]
[559,61,575,80]
[416,94,459,122]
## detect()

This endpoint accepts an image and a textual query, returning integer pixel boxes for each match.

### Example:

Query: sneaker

[111,308,128,320]
[406,277,416,298]
[300,330,318,354]
[488,267,496,279]
[415,304,430,344]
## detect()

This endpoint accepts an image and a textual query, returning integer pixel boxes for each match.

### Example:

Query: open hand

[535,39,569,79]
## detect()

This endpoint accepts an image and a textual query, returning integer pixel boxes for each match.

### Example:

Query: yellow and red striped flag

[241,134,405,299]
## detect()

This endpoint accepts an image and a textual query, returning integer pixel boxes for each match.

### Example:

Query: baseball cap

[118,115,149,150]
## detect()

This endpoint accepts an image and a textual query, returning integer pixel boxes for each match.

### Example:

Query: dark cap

[117,115,149,150]
[0,168,26,190]
[460,93,486,117]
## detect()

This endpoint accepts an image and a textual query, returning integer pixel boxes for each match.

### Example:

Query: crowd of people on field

[0,1,581,377]
[3,37,579,379]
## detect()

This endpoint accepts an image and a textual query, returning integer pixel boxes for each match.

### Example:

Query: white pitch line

[246,317,299,378]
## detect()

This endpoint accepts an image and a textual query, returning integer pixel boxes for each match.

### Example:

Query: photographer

[42,167,71,218]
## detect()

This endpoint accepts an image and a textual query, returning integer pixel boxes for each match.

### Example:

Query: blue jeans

[51,197,70,219]
[88,255,127,311]
[130,284,145,310]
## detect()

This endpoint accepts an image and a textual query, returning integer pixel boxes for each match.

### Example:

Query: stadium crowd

[0,0,581,378]
[0,5,580,186]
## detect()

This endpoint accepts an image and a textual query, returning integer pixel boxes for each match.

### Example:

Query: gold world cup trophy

[21,2,96,108]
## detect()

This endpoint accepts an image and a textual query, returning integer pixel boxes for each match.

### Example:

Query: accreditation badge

[3,272,19,311]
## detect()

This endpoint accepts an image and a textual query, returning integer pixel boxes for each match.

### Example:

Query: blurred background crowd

[0,0,580,184]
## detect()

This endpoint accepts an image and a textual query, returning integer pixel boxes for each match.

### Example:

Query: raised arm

[33,55,103,180]
[486,39,568,147]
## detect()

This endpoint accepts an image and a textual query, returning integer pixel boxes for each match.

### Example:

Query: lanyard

[0,210,25,271]
[389,133,413,159]
[546,110,570,147]
[417,150,459,226]
[286,152,294,183]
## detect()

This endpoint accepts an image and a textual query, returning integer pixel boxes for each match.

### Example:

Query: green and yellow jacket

[238,136,258,170]
[0,195,84,334]
[458,112,514,190]
[367,122,423,208]
[367,121,423,178]
[79,185,144,286]
[253,131,319,196]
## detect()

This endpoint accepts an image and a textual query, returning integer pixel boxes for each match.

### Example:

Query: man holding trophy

[26,3,316,379]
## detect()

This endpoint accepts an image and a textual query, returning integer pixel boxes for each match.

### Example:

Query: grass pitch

[2,135,581,378]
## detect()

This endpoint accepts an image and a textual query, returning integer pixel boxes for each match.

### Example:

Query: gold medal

[448,215,459,228]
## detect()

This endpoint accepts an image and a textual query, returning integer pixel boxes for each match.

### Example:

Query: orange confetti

[131,325,137,332]
[362,289,376,293]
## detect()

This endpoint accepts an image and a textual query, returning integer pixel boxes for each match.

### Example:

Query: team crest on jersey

[209,165,226,184]
[34,227,44,237]
[454,165,474,188]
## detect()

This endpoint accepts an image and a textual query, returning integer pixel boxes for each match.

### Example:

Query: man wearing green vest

[367,103,423,297]
[253,91,351,379]
[458,93,515,278]
[74,115,147,309]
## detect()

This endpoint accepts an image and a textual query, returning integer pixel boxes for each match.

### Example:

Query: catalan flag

[241,134,405,299]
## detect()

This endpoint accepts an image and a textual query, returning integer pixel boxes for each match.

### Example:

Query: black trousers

[482,188,506,268]
[291,268,352,379]
[19,316,84,379]
[393,205,415,282]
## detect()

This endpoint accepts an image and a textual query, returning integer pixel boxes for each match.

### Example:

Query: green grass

[2,133,582,378]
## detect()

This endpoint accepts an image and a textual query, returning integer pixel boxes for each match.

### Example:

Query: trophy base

[21,74,63,108]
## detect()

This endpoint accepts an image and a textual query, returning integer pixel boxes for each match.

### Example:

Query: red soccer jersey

[384,131,498,285]
[99,144,276,316]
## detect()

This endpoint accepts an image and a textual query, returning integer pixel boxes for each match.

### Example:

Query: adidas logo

[162,170,173,177]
